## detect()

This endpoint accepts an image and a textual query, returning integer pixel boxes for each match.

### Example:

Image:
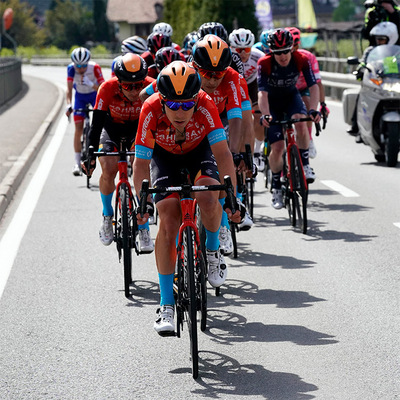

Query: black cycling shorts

[150,138,220,203]
[98,120,139,152]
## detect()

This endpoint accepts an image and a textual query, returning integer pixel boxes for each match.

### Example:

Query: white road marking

[321,180,360,197]
[0,116,68,300]
[394,223,400,229]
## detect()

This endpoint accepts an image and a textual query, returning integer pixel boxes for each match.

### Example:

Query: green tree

[0,0,46,48]
[164,0,259,46]
[332,0,356,22]
[93,0,112,42]
[44,0,94,49]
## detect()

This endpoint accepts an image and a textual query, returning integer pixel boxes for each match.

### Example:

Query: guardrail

[28,56,359,100]
[0,57,22,107]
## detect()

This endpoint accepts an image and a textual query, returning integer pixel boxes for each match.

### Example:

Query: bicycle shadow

[209,279,325,309]
[124,280,159,307]
[204,309,337,347]
[227,245,317,270]
[170,351,318,399]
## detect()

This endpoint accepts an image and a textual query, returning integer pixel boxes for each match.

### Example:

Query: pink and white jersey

[296,49,321,91]
[67,61,104,94]
[241,48,265,84]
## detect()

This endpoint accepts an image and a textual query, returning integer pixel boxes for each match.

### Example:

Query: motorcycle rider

[347,21,399,140]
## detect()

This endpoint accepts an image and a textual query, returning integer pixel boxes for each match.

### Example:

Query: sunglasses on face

[75,64,88,68]
[164,100,196,111]
[272,49,291,56]
[119,81,144,91]
[197,68,227,80]
[235,47,251,54]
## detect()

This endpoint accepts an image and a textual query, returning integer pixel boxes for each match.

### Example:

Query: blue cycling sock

[236,189,243,202]
[300,149,309,166]
[205,228,220,251]
[219,198,230,229]
[159,273,175,306]
[138,221,149,230]
[101,192,114,216]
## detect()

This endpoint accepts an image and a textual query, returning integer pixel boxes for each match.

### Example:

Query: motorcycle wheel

[385,122,399,167]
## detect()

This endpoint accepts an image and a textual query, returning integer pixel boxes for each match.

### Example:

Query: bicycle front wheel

[183,226,199,379]
[289,146,308,234]
[81,120,91,188]
[120,184,133,298]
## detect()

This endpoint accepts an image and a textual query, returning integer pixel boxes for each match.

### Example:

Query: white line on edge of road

[394,223,400,229]
[321,180,360,197]
[0,115,68,300]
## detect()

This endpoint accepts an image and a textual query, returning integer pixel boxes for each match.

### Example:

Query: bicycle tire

[81,119,91,188]
[183,226,199,379]
[289,146,308,234]
[120,184,133,298]
[246,178,254,220]
[230,221,238,259]
[197,251,207,332]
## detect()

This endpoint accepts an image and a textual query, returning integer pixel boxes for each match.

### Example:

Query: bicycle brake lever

[223,175,237,215]
[315,122,321,137]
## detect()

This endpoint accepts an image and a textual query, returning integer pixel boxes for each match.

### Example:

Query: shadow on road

[170,350,318,399]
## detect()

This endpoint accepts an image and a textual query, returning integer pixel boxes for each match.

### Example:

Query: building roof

[107,0,164,24]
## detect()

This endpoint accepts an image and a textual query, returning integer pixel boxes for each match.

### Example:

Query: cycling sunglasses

[196,68,227,80]
[75,63,88,68]
[235,47,251,54]
[119,81,144,91]
[272,49,291,56]
[164,100,196,111]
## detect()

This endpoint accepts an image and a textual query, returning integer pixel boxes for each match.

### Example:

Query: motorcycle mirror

[347,56,359,65]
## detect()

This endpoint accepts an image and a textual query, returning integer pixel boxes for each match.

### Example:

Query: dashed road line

[394,223,400,229]
[321,180,360,197]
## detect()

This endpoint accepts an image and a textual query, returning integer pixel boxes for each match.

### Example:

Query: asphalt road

[0,66,399,400]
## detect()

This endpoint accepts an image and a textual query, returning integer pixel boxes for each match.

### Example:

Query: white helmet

[229,28,255,48]
[121,36,148,55]
[71,47,91,64]
[153,22,173,36]
[370,21,398,45]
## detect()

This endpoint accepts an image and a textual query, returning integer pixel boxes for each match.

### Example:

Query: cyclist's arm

[227,117,242,154]
[66,80,73,110]
[88,109,107,150]
[258,90,271,127]
[309,84,319,113]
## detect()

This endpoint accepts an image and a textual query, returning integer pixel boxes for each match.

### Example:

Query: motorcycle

[343,44,400,167]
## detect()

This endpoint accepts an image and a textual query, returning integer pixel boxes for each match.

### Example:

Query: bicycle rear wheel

[120,184,133,298]
[183,226,199,379]
[289,146,308,234]
[81,119,91,188]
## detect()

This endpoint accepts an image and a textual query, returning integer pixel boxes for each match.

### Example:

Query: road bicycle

[139,174,236,379]
[72,105,93,188]
[268,117,321,234]
[87,139,139,299]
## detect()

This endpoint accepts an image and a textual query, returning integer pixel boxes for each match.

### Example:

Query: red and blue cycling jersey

[67,61,104,94]
[135,90,226,158]
[257,51,317,97]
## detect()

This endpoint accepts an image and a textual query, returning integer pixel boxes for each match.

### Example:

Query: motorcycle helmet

[147,32,172,55]
[121,36,148,55]
[198,22,228,42]
[267,29,293,52]
[157,61,201,100]
[71,47,91,65]
[229,28,255,48]
[153,22,173,36]
[155,46,184,71]
[370,21,399,45]
[192,34,232,71]
[114,53,148,82]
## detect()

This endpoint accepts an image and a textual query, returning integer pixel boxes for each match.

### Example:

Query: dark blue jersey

[257,51,316,98]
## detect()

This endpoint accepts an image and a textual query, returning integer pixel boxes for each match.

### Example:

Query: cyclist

[141,32,172,79]
[229,28,266,172]
[81,53,155,253]
[258,28,321,210]
[253,29,272,54]
[66,47,104,176]
[182,30,200,59]
[287,26,329,158]
[192,34,253,254]
[111,35,148,76]
[132,61,242,335]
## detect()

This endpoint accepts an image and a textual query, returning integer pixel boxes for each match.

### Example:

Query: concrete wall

[0,58,22,107]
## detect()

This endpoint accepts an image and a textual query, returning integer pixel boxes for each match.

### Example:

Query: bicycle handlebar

[139,175,237,218]
[269,117,321,137]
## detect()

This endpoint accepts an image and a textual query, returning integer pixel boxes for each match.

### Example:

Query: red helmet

[267,29,293,52]
[286,27,301,46]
